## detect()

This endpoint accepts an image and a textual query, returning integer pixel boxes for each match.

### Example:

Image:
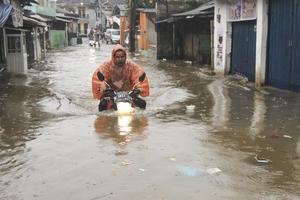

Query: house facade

[137,8,156,51]
[56,0,96,36]
[156,1,214,65]
[0,0,37,73]
[25,0,56,52]
[214,0,300,92]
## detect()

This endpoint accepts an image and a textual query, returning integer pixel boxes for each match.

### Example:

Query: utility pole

[129,0,136,52]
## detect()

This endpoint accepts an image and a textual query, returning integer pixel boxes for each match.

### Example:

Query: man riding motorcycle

[92,44,150,112]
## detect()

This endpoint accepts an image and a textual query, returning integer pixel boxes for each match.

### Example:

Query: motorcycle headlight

[116,102,133,115]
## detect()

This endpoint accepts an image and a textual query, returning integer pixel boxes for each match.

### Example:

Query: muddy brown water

[0,41,299,200]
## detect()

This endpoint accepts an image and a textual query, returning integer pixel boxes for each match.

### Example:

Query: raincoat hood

[111,44,127,64]
[92,44,150,100]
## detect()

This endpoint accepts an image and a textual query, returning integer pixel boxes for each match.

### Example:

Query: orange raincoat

[92,44,150,100]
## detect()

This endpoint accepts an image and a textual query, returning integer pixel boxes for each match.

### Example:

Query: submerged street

[0,41,300,200]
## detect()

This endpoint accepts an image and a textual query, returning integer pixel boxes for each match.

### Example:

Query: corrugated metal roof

[56,13,79,20]
[55,17,71,22]
[156,1,214,24]
[171,1,214,17]
[29,14,51,22]
[23,16,48,27]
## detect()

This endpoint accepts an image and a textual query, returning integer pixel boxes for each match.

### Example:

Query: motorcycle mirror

[139,72,146,82]
[97,71,105,81]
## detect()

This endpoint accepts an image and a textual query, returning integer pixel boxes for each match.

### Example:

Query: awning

[0,4,14,27]
[172,1,214,17]
[55,17,71,23]
[155,1,214,24]
[113,16,120,26]
[155,17,174,24]
[29,14,51,22]
[23,16,48,27]
[56,13,79,20]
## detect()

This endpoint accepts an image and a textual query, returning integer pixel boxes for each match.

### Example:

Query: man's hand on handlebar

[129,89,141,97]
[103,88,114,97]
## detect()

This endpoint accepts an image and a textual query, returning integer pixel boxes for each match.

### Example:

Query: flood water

[0,40,300,200]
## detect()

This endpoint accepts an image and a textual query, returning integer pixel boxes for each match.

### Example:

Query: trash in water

[206,168,222,175]
[121,160,132,166]
[283,135,293,139]
[162,58,167,61]
[118,142,127,146]
[185,105,195,112]
[185,60,192,64]
[255,155,271,164]
[179,166,203,177]
[115,150,128,156]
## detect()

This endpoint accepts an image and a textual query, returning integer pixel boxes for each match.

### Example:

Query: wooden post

[192,25,194,63]
[129,0,136,52]
[172,22,175,63]
[210,19,214,68]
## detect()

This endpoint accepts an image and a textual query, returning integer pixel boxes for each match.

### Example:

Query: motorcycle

[96,71,147,114]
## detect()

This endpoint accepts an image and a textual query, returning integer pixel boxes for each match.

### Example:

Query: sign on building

[228,0,257,21]
[11,1,23,27]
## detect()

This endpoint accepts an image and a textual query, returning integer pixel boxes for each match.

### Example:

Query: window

[78,8,86,18]
[7,36,21,53]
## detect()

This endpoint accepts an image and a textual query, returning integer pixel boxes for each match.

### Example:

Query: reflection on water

[208,79,231,130]
[94,114,148,144]
[249,92,266,139]
[205,78,300,195]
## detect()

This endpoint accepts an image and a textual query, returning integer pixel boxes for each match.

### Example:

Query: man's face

[114,50,126,68]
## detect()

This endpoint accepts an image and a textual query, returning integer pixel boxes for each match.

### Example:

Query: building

[156,1,214,65]
[56,0,96,37]
[137,8,156,51]
[25,0,56,51]
[214,0,300,92]
[0,0,42,73]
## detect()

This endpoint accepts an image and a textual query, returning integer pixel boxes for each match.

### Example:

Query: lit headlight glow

[116,102,134,115]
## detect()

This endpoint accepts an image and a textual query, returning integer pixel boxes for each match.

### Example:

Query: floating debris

[121,160,132,166]
[255,155,271,164]
[114,150,128,156]
[185,105,195,112]
[206,168,222,175]
[179,166,202,177]
[283,135,293,139]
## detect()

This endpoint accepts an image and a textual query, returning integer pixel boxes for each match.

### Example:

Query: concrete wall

[146,13,156,47]
[49,30,66,49]
[87,7,96,29]
[214,0,268,86]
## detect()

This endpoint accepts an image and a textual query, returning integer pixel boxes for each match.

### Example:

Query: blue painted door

[268,0,300,91]
[291,0,300,91]
[231,20,256,82]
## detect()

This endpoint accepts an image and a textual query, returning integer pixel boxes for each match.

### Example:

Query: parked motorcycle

[96,71,147,114]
